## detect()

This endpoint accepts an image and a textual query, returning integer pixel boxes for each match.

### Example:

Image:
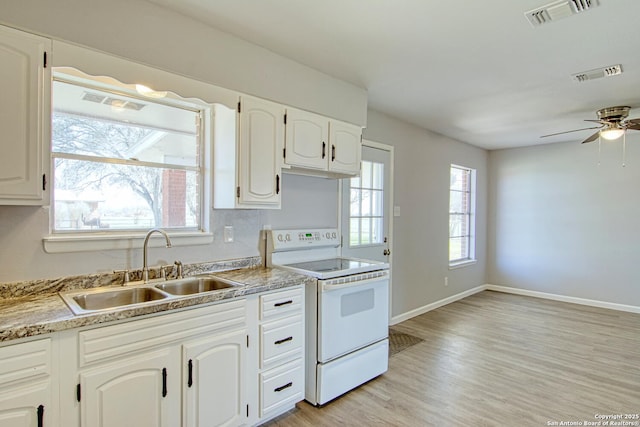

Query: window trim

[449,164,476,267]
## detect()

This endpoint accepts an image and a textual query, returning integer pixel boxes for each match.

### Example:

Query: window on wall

[51,74,204,233]
[349,160,384,246]
[449,164,476,266]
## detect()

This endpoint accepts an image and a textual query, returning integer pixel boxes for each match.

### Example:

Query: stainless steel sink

[61,286,168,315]
[154,277,239,296]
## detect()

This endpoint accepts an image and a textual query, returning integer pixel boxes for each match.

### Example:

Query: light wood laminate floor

[262,291,640,426]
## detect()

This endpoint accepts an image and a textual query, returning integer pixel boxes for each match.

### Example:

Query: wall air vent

[572,64,623,82]
[525,0,599,27]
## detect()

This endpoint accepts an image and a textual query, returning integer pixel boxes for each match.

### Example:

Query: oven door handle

[321,273,388,292]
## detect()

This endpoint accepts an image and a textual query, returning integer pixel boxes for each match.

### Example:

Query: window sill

[43,231,213,254]
[448,259,477,270]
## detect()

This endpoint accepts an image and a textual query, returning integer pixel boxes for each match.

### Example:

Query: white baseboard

[485,284,640,314]
[390,285,486,325]
[391,284,640,325]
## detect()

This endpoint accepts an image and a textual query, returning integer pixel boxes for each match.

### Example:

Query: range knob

[285,233,291,242]
[331,232,337,238]
[277,234,283,242]
[325,232,331,239]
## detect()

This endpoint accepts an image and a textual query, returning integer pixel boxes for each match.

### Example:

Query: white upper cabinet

[284,109,329,171]
[214,96,284,209]
[328,120,362,175]
[0,25,51,205]
[284,107,361,177]
[237,96,284,207]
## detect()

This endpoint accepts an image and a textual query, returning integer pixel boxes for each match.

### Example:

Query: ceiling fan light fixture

[600,127,625,141]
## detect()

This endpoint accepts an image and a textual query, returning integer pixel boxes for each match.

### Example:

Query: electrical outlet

[444,276,449,287]
[223,226,234,243]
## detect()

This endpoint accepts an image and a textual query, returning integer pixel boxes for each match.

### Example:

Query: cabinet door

[328,120,362,175]
[0,25,50,205]
[183,329,247,427]
[237,96,284,207]
[0,381,50,427]
[284,109,329,170]
[80,348,180,427]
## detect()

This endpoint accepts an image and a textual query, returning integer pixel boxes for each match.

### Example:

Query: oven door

[317,273,389,363]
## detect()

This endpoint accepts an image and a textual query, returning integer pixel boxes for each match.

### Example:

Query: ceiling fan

[541,106,640,143]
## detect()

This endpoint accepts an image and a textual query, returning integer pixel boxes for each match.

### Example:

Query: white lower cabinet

[72,299,250,427]
[2,287,307,427]
[256,287,305,422]
[79,347,180,427]
[183,330,247,427]
[0,338,53,427]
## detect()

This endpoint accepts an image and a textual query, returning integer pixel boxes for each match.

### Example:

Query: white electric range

[263,228,389,406]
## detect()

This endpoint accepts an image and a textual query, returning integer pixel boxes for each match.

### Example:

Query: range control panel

[269,228,340,251]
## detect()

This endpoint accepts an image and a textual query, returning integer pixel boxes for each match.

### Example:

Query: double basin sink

[60,276,242,315]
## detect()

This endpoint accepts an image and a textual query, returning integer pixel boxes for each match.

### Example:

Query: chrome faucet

[142,228,172,283]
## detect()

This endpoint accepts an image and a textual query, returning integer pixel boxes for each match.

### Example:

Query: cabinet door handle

[274,382,293,393]
[274,300,293,307]
[274,336,293,345]
[187,359,193,388]
[322,141,326,159]
[331,144,336,161]
[37,405,44,427]
[162,368,167,397]
[276,174,280,195]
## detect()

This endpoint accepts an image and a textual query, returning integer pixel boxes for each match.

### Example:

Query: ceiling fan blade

[624,118,640,130]
[584,119,604,123]
[540,125,602,138]
[581,131,601,144]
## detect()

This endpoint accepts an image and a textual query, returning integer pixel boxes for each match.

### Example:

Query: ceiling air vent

[572,64,623,82]
[525,0,599,27]
[82,91,146,111]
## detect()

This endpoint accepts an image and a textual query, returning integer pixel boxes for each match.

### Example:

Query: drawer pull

[274,300,293,307]
[274,382,293,393]
[274,336,293,345]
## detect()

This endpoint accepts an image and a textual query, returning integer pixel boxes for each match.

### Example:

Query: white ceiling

[146,0,640,150]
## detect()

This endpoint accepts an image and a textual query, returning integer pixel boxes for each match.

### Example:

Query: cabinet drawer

[259,358,303,417]
[260,315,303,368]
[79,299,246,366]
[0,338,51,386]
[260,287,303,320]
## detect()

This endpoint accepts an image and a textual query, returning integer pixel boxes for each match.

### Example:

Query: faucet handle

[114,269,130,286]
[174,260,183,279]
[160,264,173,280]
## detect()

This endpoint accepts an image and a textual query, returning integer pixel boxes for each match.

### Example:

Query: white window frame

[449,164,476,268]
[43,67,216,253]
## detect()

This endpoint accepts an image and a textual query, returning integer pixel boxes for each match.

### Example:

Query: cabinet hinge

[43,52,47,68]
[76,383,81,402]
[42,174,47,191]
[237,101,241,113]
[246,335,249,348]
[284,113,287,125]
[283,147,286,159]
[246,404,249,417]
[236,186,240,198]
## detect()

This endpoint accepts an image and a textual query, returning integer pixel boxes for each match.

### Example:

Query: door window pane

[349,160,384,247]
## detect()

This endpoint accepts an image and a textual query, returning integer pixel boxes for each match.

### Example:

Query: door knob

[383,249,391,256]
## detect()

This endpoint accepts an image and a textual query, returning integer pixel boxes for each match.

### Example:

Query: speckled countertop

[0,262,314,343]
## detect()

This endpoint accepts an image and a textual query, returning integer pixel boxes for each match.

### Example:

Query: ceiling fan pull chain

[597,136,602,166]
[622,132,626,167]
